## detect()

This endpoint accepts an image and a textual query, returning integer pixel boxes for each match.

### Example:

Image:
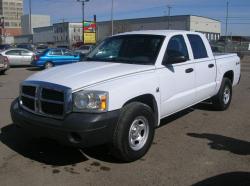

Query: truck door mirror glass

[167,55,188,64]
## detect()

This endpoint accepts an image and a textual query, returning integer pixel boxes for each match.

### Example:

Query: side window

[187,34,208,59]
[166,35,189,63]
[21,50,30,56]
[63,49,73,56]
[6,50,20,55]
[50,49,63,56]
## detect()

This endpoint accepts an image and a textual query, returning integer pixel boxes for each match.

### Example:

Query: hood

[26,62,155,90]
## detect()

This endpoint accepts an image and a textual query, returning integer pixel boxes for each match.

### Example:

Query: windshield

[86,34,165,65]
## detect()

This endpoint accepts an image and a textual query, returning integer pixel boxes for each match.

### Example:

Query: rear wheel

[44,62,54,69]
[0,70,6,75]
[111,102,155,162]
[212,77,232,111]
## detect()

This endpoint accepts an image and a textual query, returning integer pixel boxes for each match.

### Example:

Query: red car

[0,54,9,75]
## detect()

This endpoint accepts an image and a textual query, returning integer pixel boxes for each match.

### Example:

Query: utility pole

[111,0,114,35]
[29,0,32,34]
[77,0,90,44]
[225,1,229,52]
[167,5,172,30]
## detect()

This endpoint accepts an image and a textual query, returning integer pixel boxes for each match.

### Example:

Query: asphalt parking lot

[0,60,250,186]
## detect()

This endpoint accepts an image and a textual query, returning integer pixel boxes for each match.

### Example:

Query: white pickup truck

[11,30,241,162]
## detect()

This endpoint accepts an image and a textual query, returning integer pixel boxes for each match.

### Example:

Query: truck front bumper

[11,98,120,147]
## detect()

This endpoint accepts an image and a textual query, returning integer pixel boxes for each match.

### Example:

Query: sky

[23,0,250,36]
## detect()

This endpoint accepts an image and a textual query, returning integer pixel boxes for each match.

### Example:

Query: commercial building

[0,0,23,43]
[97,15,221,41]
[33,26,53,44]
[21,14,51,35]
[32,22,82,47]
[53,22,82,47]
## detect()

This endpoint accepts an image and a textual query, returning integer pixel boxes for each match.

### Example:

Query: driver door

[159,34,196,117]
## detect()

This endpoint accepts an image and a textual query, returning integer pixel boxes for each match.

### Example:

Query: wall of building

[69,23,82,46]
[97,16,189,41]
[21,14,51,35]
[14,34,32,44]
[33,26,54,44]
[189,16,221,41]
[97,15,221,42]
[0,0,23,29]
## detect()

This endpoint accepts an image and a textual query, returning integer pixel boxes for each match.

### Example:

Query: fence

[210,41,250,58]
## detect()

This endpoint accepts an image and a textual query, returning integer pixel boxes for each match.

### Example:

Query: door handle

[185,68,194,73]
[208,64,214,68]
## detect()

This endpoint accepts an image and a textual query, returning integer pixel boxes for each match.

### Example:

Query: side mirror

[164,55,188,64]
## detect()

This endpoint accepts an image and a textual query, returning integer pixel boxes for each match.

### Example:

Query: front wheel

[111,102,155,162]
[212,77,232,111]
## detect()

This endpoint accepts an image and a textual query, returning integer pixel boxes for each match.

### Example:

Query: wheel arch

[122,94,159,127]
[223,70,234,83]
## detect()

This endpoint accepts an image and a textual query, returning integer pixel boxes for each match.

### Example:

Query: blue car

[32,48,81,69]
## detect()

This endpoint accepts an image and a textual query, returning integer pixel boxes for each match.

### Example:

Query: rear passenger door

[62,49,79,64]
[20,50,33,65]
[159,35,196,117]
[187,34,216,102]
[49,49,64,65]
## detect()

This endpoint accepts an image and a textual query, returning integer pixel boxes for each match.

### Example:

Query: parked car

[1,48,35,66]
[57,45,69,49]
[11,30,241,162]
[74,45,93,55]
[31,48,80,69]
[35,45,48,54]
[0,54,9,74]
[0,44,11,52]
[16,44,35,51]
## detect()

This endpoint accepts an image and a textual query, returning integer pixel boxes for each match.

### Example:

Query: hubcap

[45,63,53,69]
[128,116,149,151]
[223,86,230,105]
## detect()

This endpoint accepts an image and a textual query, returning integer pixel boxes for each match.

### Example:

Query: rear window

[187,34,208,59]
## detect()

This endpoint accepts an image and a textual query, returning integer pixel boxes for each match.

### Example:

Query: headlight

[73,90,108,112]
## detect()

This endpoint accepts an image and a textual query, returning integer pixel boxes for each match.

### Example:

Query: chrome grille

[19,82,72,119]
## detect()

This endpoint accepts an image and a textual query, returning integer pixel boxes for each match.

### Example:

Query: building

[21,14,51,35]
[53,22,82,47]
[97,15,221,41]
[14,34,32,44]
[0,0,23,43]
[33,26,54,44]
[32,22,82,47]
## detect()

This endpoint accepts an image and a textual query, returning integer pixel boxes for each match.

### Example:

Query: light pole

[167,5,172,30]
[77,0,90,44]
[29,0,32,34]
[111,0,114,35]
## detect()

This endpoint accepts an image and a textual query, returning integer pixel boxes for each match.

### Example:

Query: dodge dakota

[11,30,241,162]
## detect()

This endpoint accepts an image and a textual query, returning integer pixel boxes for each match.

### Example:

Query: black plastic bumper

[10,98,120,147]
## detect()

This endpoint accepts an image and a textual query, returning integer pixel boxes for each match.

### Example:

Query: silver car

[0,48,35,66]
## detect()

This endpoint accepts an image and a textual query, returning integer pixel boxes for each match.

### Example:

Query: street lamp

[77,0,90,44]
[111,0,114,35]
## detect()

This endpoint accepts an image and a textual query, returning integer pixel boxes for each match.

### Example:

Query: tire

[44,62,54,69]
[111,102,155,162]
[212,77,232,111]
[0,70,5,75]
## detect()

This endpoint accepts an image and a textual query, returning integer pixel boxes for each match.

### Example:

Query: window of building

[4,22,10,27]
[187,34,208,59]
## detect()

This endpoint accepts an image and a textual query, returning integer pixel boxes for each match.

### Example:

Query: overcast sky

[23,0,250,36]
